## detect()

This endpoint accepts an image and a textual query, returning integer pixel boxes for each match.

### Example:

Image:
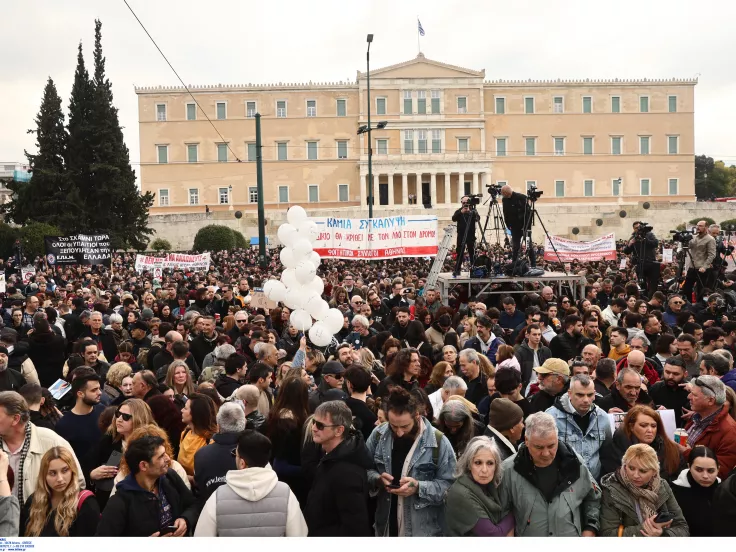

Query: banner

[544,233,616,262]
[44,234,111,266]
[311,215,438,259]
[134,253,211,273]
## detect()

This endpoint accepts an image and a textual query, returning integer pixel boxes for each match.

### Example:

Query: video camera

[465,194,483,207]
[635,221,654,234]
[670,229,694,244]
[487,183,503,198]
[527,182,543,201]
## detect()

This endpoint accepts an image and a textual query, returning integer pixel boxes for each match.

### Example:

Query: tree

[193,225,235,252]
[0,223,20,260]
[150,238,171,251]
[689,217,716,226]
[19,222,61,259]
[232,229,247,249]
[695,155,736,200]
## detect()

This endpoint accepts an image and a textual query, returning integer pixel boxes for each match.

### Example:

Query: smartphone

[654,512,674,524]
[159,525,178,536]
[387,477,401,490]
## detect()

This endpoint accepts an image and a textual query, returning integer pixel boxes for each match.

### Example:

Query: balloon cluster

[262,206,344,347]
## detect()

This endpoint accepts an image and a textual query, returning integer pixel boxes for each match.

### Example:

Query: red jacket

[686,407,736,479]
[616,356,660,387]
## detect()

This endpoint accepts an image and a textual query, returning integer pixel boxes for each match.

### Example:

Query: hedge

[193,225,235,252]
[150,238,172,251]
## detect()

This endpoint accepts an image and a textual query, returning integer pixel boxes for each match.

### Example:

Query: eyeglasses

[671,301,684,305]
[694,377,717,396]
[353,301,364,305]
[326,374,344,380]
[235,319,247,323]
[561,299,570,303]
[114,410,133,422]
[313,420,341,431]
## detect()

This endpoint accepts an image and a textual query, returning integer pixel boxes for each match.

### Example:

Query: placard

[21,266,35,285]
[44,233,111,265]
[544,233,616,262]
[250,290,276,310]
[662,248,673,263]
[135,253,211,273]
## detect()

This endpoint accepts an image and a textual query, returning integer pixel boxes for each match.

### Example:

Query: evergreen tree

[89,19,153,249]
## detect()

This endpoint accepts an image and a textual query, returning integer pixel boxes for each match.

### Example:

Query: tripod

[671,240,707,296]
[480,193,509,247]
[511,194,567,276]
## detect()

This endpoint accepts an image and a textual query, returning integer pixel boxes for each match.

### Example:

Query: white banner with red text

[135,253,211,273]
[311,215,438,259]
[544,233,617,262]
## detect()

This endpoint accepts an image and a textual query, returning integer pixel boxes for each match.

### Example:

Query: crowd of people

[0,220,734,539]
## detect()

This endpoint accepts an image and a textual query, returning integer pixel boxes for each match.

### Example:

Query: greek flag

[418,19,425,36]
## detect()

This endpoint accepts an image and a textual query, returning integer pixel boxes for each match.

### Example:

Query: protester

[484,398,524,461]
[671,446,720,536]
[177,393,217,479]
[54,369,105,459]
[528,358,570,414]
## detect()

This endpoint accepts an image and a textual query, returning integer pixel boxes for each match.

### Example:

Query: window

[553,96,564,113]
[582,96,592,114]
[668,136,679,154]
[247,143,257,162]
[457,96,467,114]
[525,97,535,114]
[555,180,565,197]
[495,97,505,114]
[159,189,169,206]
[458,138,469,153]
[611,96,620,113]
[278,186,289,203]
[404,130,414,154]
[403,91,412,115]
[157,145,168,164]
[187,144,198,163]
[640,179,650,196]
[338,184,349,202]
[219,187,230,204]
[583,137,593,155]
[432,130,441,153]
[216,102,226,120]
[639,136,650,155]
[417,130,427,154]
[217,144,228,163]
[376,139,388,155]
[186,103,196,120]
[640,96,649,113]
[669,178,679,195]
[308,185,319,203]
[611,136,622,155]
[246,101,256,118]
[496,138,507,157]
[156,104,166,121]
[612,178,622,196]
[376,97,386,115]
[668,95,677,113]
[526,181,536,192]
[337,140,348,159]
[307,141,318,160]
[417,91,426,114]
[189,188,199,205]
[525,137,536,156]
[584,180,594,197]
[307,100,316,117]
[277,142,288,161]
[554,137,565,155]
[249,187,258,203]
[276,100,287,118]
[336,99,346,117]
[431,90,440,113]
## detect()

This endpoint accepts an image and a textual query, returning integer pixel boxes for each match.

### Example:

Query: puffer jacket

[546,394,612,480]
[498,441,601,537]
[365,417,457,537]
[599,471,689,536]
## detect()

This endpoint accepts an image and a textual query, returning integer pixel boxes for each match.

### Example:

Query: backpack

[77,489,101,519]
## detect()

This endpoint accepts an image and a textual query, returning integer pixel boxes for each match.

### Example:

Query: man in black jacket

[189,316,218,367]
[623,221,660,298]
[595,367,652,413]
[451,197,480,276]
[528,358,570,414]
[514,324,551,393]
[648,357,690,427]
[501,185,534,269]
[215,354,247,398]
[306,400,372,536]
[549,315,591,362]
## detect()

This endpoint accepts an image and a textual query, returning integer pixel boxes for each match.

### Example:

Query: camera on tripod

[466,194,483,207]
[487,184,503,198]
[670,229,694,244]
[527,182,543,201]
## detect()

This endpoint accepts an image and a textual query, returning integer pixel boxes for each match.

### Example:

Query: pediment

[358,53,484,80]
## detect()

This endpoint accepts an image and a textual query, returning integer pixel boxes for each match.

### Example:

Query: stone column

[472,172,479,195]
[430,173,437,208]
[457,172,465,203]
[444,173,451,204]
[402,173,409,205]
[373,173,380,207]
[360,171,367,207]
[388,173,395,206]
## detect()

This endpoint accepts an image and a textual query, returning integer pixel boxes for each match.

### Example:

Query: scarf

[688,407,722,445]
[616,464,660,521]
[0,422,32,505]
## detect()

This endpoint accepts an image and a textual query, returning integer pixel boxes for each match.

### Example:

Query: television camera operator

[452,195,481,276]
[709,224,735,290]
[500,184,534,268]
[623,221,659,297]
[683,220,716,300]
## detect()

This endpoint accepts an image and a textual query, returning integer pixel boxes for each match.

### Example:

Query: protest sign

[45,234,111,266]
[544,233,616,262]
[135,253,211,273]
[250,290,276,310]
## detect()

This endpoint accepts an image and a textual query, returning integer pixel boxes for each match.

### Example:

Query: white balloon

[323,308,345,334]
[309,251,321,267]
[308,321,334,347]
[277,223,299,247]
[284,286,305,310]
[296,220,320,245]
[263,279,286,303]
[281,268,298,289]
[295,260,317,285]
[280,247,297,269]
[304,275,324,296]
[290,309,313,331]
[305,296,330,321]
[292,238,313,260]
[286,205,308,226]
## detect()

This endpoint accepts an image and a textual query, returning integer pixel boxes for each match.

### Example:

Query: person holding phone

[599,443,689,536]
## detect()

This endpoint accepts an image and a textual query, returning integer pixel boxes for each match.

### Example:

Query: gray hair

[314,400,353,431]
[442,345,457,355]
[524,412,558,440]
[439,400,471,424]
[453,436,504,485]
[570,374,593,389]
[710,224,721,232]
[694,375,727,405]
[459,349,480,364]
[109,313,123,325]
[442,375,468,392]
[628,332,650,347]
[257,343,276,360]
[217,402,246,433]
[617,367,641,384]
[215,344,236,360]
[714,349,734,368]
[253,342,266,356]
[0,391,30,425]
[351,314,369,329]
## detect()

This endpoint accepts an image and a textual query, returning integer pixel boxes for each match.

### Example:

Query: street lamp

[366,33,373,219]
[358,118,388,215]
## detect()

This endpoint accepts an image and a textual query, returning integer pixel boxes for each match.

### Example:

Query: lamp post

[366,33,373,219]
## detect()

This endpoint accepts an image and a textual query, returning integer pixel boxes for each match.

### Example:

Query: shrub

[232,229,247,249]
[688,217,716,227]
[150,238,171,251]
[720,218,736,229]
[193,225,235,252]
[20,222,61,259]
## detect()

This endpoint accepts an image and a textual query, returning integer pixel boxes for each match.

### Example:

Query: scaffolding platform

[436,271,587,304]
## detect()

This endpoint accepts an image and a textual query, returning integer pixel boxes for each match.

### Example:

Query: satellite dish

[642,202,651,209]
[572,227,580,235]
[619,210,627,218]
[596,219,603,226]
[234,211,243,219]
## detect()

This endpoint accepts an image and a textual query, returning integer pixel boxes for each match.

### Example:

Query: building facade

[136,54,696,216]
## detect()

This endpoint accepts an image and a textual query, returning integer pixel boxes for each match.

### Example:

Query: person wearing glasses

[682,375,736,478]
[662,295,686,328]
[344,314,376,350]
[308,361,346,413]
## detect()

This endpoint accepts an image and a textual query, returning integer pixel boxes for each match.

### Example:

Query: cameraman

[696,293,729,328]
[452,196,480,276]
[500,185,534,267]
[623,221,660,297]
[708,224,731,289]
[683,220,717,300]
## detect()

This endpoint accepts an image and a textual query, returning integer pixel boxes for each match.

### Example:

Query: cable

[121,0,241,162]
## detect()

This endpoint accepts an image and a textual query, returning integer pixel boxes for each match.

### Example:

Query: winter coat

[483,425,518,462]
[190,333,218,368]
[648,380,690,428]
[600,429,685,482]
[498,441,601,536]
[713,472,736,536]
[96,470,197,537]
[305,433,373,536]
[670,468,720,536]
[722,368,736,393]
[685,406,736,479]
[445,473,513,536]
[214,374,241,398]
[615,356,659,387]
[463,335,505,366]
[81,433,124,510]
[0,496,19,537]
[514,341,552,391]
[20,493,100,536]
[546,394,612,480]
[595,385,652,414]
[599,471,689,536]
[425,323,456,350]
[25,333,64,388]
[549,331,592,362]
[193,432,239,507]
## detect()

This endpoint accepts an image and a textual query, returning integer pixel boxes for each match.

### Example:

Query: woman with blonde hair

[328,286,349,309]
[165,360,196,397]
[460,317,477,348]
[600,443,688,537]
[477,354,496,379]
[424,361,455,396]
[21,447,99,536]
[104,362,133,406]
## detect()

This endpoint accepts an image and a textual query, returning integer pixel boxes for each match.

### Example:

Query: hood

[497,357,520,372]
[553,393,593,417]
[225,464,279,501]
[320,434,373,470]
[117,473,157,494]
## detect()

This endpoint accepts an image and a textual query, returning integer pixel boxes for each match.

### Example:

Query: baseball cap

[322,360,346,376]
[534,358,570,377]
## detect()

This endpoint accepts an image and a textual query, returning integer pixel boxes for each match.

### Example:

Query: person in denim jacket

[365,388,457,536]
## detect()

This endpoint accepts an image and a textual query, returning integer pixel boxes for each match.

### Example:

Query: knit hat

[535,357,570,377]
[0,346,8,356]
[488,398,523,432]
[141,308,154,320]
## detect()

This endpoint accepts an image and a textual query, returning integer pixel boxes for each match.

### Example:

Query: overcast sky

[2,0,736,175]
